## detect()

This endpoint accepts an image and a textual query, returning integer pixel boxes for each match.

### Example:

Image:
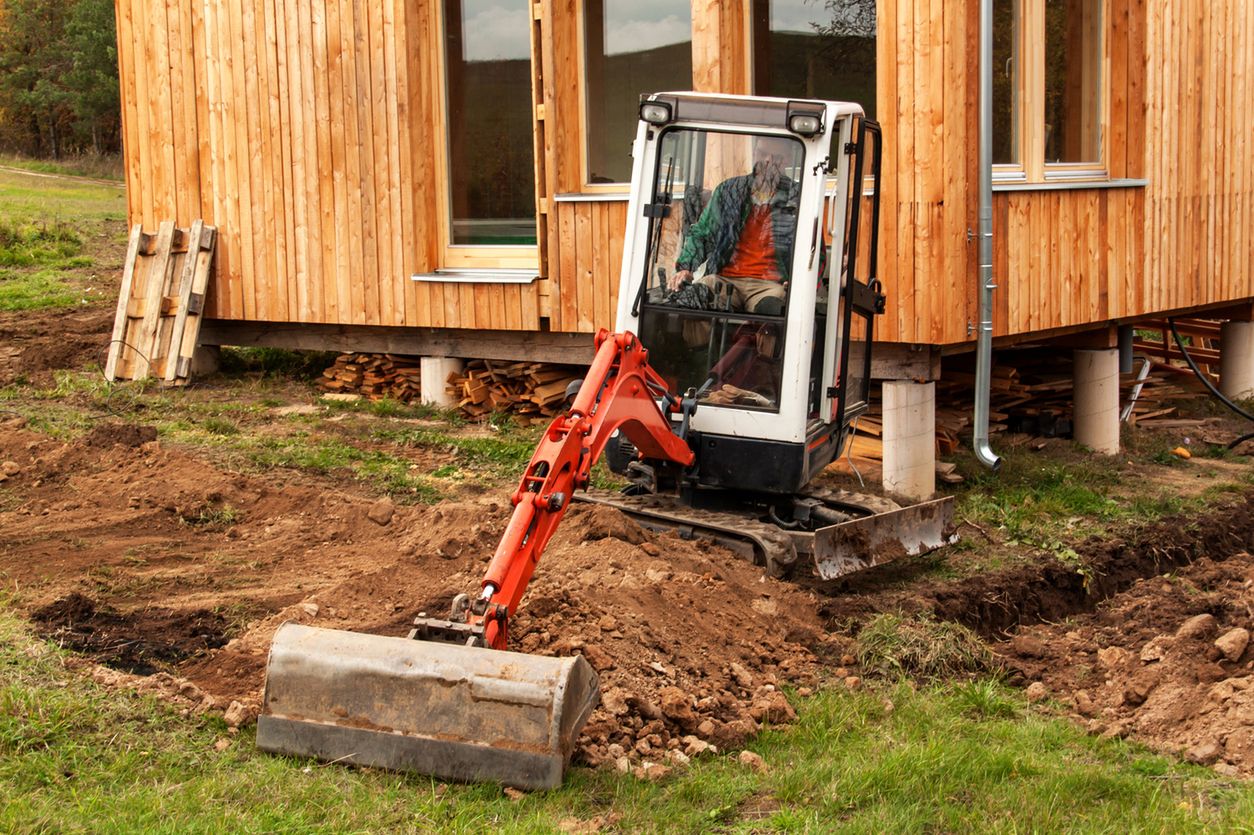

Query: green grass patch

[856,613,998,681]
[192,430,445,503]
[218,347,338,379]
[0,220,83,267]
[376,425,539,482]
[950,445,1212,560]
[0,166,127,310]
[2,601,1251,832]
[0,219,92,310]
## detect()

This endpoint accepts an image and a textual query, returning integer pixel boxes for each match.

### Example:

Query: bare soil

[0,306,115,385]
[0,423,826,763]
[1000,549,1254,777]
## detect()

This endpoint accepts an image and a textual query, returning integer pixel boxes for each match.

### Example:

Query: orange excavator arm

[421,329,695,650]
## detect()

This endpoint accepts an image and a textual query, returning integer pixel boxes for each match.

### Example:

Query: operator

[666,135,800,316]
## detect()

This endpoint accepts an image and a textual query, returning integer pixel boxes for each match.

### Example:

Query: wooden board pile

[317,354,423,401]
[445,360,584,421]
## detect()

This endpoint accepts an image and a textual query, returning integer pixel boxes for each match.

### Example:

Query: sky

[771,0,875,38]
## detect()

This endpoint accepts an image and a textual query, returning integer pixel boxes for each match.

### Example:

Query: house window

[993,0,1106,181]
[750,0,877,120]
[1044,0,1102,164]
[583,0,692,185]
[441,0,537,266]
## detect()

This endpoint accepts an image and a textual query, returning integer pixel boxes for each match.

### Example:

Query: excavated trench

[818,492,1254,638]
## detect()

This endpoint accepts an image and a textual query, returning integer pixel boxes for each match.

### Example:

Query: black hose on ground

[1167,318,1254,450]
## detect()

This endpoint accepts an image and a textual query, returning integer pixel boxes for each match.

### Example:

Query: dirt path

[0,164,122,187]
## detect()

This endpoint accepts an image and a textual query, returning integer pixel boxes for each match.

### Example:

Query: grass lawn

[0,166,128,311]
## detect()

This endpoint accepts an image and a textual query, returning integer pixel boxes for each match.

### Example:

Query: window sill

[411,269,539,284]
[992,178,1148,193]
[554,192,630,203]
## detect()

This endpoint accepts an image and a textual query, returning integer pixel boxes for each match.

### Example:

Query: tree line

[0,0,120,158]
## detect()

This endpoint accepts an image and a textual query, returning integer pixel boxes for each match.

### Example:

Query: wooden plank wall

[991,0,1252,339]
[115,0,1254,348]
[1138,0,1252,321]
[873,0,978,345]
[114,0,541,331]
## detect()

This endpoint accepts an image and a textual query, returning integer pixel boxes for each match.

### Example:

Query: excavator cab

[616,93,884,495]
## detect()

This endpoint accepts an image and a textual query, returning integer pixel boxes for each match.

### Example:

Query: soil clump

[31,592,230,675]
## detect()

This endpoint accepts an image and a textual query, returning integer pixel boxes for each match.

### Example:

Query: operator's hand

[668,269,692,291]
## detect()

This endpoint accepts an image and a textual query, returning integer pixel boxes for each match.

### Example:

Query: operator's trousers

[683,274,786,346]
[694,273,785,313]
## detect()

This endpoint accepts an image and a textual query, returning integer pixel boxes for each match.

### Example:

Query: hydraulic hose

[1167,319,1254,449]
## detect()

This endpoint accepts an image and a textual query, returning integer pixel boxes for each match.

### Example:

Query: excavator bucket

[257,623,600,790]
[812,496,957,580]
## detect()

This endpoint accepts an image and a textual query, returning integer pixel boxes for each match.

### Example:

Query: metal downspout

[974,0,1002,470]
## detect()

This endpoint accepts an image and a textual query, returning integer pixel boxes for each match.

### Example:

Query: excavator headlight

[786,101,824,137]
[787,113,822,136]
[639,100,673,125]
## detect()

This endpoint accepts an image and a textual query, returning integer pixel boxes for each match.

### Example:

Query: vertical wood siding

[116,0,542,330]
[115,0,1254,346]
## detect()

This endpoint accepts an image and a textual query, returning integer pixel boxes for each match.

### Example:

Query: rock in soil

[367,497,396,526]
[1214,628,1250,663]
[737,751,768,772]
[1176,613,1218,640]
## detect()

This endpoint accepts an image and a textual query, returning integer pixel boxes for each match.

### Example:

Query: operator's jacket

[675,173,800,281]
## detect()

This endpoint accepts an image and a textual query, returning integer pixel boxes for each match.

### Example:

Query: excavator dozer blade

[812,496,957,580]
[257,623,600,790]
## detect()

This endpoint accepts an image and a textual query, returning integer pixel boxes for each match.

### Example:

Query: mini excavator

[258,93,955,789]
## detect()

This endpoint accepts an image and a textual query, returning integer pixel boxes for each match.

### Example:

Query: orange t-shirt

[721,204,780,281]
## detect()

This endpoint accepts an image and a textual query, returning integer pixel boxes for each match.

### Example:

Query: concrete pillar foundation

[420,357,464,408]
[882,381,935,501]
[190,344,221,377]
[1073,348,1120,455]
[1220,321,1254,400]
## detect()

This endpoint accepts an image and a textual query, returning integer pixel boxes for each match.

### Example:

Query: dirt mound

[1000,550,1254,777]
[184,502,828,766]
[31,592,231,675]
[83,421,158,448]
[512,510,826,765]
[0,307,113,385]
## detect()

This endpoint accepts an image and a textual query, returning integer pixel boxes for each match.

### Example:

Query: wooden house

[112,0,1252,368]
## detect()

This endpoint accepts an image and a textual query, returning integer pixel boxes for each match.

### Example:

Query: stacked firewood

[317,353,423,402]
[445,360,584,421]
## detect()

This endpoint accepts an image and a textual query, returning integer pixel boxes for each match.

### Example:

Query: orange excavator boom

[459,328,695,649]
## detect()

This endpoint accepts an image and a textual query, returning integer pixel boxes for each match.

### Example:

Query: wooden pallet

[105,220,217,384]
